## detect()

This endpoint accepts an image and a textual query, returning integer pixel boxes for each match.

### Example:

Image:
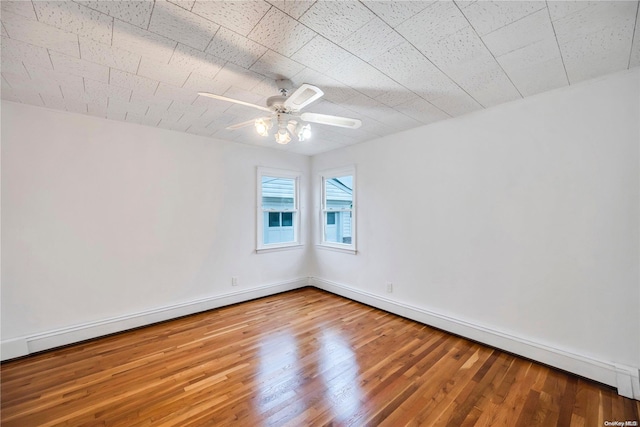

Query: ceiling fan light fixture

[254,118,271,137]
[298,124,311,141]
[275,129,291,145]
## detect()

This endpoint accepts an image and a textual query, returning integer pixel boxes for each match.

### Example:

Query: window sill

[256,244,304,254]
[316,244,357,255]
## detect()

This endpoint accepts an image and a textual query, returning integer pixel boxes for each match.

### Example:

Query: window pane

[325,175,352,210]
[323,174,353,245]
[324,211,352,244]
[268,212,280,227]
[324,211,339,243]
[282,212,293,227]
[262,176,295,210]
[264,212,295,245]
[326,212,336,225]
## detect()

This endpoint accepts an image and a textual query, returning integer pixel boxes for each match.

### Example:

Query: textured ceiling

[1,0,639,156]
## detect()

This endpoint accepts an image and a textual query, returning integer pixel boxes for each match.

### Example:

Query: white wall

[311,69,639,393]
[2,68,638,397]
[1,102,311,356]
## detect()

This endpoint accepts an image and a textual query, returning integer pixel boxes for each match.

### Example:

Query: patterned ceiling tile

[78,0,155,29]
[340,16,404,62]
[370,41,459,101]
[326,55,403,99]
[481,8,553,57]
[125,112,163,127]
[2,10,80,57]
[26,64,85,94]
[79,37,141,74]
[40,92,67,109]
[169,43,225,78]
[3,68,64,98]
[1,60,32,80]
[457,62,522,107]
[182,71,231,96]
[1,1,38,21]
[415,25,493,74]
[251,78,280,97]
[154,82,199,104]
[546,0,596,21]
[247,7,316,57]
[109,69,160,97]
[33,1,113,45]
[493,35,568,96]
[502,56,567,97]
[130,92,172,111]
[429,87,483,117]
[553,1,637,83]
[108,97,152,116]
[0,0,637,156]
[396,1,468,48]
[361,0,434,28]
[460,0,547,36]
[266,0,315,20]
[166,99,207,116]
[205,27,268,69]
[249,49,305,80]
[290,35,351,74]
[112,19,177,64]
[394,97,450,124]
[214,62,265,92]
[50,51,110,83]
[191,0,271,36]
[167,1,196,12]
[148,1,220,51]
[375,90,421,108]
[299,1,376,43]
[63,98,88,114]
[1,36,53,70]
[137,57,191,87]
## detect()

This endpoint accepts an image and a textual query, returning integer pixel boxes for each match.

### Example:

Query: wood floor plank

[1,288,638,426]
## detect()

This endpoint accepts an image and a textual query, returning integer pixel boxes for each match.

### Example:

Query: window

[320,167,356,252]
[257,167,301,251]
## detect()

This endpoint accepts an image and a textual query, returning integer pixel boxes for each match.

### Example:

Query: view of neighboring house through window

[321,167,356,252]
[257,168,300,250]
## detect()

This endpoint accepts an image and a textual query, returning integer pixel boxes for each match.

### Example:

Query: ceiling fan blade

[226,119,258,130]
[300,112,362,129]
[198,92,272,113]
[284,84,324,111]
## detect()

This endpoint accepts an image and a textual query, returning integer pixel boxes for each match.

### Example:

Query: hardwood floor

[1,288,638,426]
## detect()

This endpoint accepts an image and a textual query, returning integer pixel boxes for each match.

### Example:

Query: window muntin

[257,168,301,251]
[320,169,356,252]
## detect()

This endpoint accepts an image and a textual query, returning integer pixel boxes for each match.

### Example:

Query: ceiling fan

[198,79,361,145]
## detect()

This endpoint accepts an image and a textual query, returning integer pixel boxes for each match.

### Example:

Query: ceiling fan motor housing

[266,95,289,112]
[275,79,293,93]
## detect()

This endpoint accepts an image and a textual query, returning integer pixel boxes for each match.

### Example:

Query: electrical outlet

[386,282,393,293]
[232,277,238,286]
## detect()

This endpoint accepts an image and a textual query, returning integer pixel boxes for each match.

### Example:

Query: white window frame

[318,166,356,254]
[257,167,302,252]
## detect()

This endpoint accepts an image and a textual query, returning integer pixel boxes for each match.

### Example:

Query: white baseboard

[310,277,640,400]
[1,278,308,362]
[2,276,638,401]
